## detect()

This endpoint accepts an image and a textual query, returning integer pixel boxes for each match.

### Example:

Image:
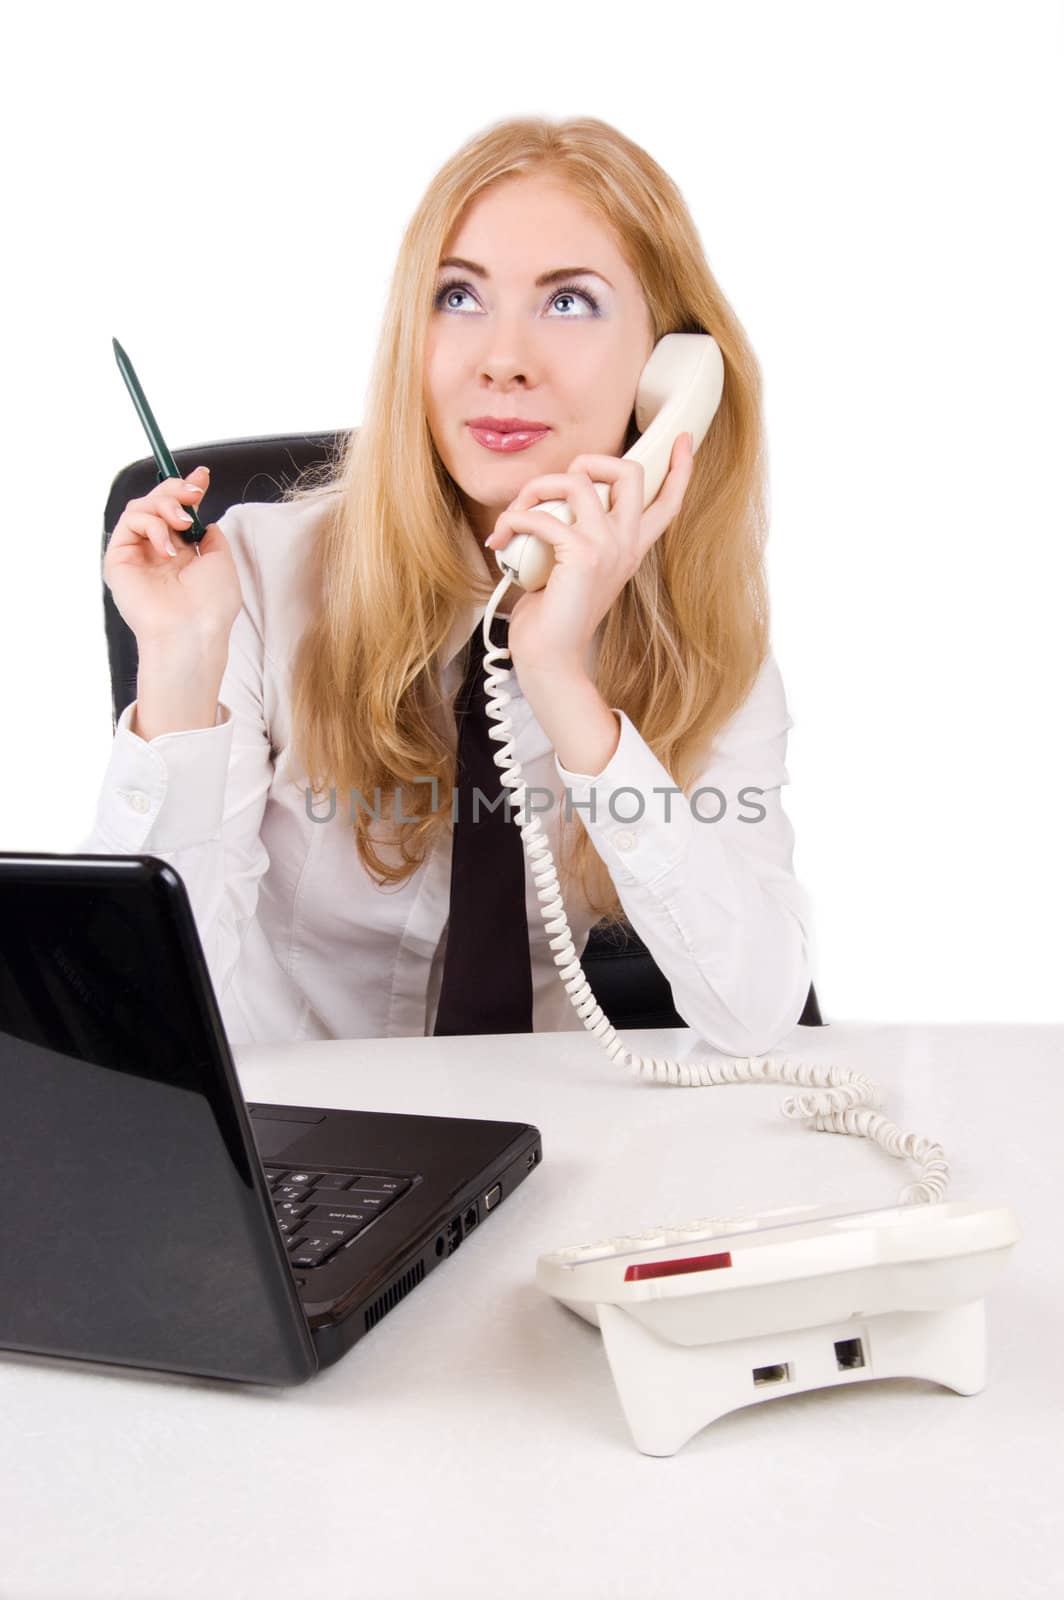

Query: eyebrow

[437,256,614,290]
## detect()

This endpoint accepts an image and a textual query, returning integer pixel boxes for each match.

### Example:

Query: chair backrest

[101,430,823,1032]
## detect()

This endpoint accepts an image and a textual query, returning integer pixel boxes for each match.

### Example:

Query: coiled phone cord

[479,589,950,1208]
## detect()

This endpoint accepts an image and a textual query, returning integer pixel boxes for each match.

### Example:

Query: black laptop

[0,852,542,1385]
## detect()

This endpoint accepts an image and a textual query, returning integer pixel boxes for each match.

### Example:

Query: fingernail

[166,539,177,557]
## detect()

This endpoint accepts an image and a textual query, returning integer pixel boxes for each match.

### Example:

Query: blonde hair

[284,114,770,928]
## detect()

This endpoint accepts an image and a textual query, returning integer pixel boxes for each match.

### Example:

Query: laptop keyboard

[264,1166,414,1271]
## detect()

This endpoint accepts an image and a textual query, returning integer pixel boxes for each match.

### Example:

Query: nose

[478,352,533,387]
[475,310,540,388]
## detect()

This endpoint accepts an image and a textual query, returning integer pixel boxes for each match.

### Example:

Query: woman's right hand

[103,464,244,647]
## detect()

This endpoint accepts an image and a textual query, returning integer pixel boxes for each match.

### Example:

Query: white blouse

[77,491,816,1055]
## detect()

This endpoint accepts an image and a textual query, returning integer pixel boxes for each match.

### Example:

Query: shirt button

[127,791,151,814]
[613,830,636,852]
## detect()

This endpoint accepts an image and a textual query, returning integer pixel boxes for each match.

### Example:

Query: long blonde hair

[284,114,770,928]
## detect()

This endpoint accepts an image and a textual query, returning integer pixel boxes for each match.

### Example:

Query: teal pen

[112,337,205,557]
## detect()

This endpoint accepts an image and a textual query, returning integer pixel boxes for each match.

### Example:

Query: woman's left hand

[486,431,695,678]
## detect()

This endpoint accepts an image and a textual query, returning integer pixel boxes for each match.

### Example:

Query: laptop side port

[484,1183,502,1211]
[463,1204,478,1232]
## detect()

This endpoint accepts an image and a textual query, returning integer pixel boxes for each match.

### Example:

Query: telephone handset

[493,332,726,592]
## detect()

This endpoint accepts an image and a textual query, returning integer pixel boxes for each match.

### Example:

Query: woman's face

[423,174,655,544]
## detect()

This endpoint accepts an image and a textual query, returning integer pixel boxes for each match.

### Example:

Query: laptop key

[290,1235,345,1268]
[306,1205,377,1224]
[275,1183,313,1202]
[276,1201,313,1222]
[308,1187,377,1208]
[351,1176,411,1195]
[318,1219,363,1244]
[311,1191,393,1215]
[284,1172,325,1187]
[312,1174,355,1193]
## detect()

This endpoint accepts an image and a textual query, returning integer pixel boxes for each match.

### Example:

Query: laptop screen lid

[0,852,317,1386]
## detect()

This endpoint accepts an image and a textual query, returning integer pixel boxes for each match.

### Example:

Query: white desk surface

[2,1020,1059,1600]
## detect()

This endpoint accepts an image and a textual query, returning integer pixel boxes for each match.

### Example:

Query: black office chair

[101,429,824,1033]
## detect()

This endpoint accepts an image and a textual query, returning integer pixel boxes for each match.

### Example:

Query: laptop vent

[365,1259,426,1332]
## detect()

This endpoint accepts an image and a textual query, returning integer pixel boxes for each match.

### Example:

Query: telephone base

[596,1297,987,1456]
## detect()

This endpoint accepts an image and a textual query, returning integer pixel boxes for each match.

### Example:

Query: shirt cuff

[554,706,736,899]
[95,698,235,852]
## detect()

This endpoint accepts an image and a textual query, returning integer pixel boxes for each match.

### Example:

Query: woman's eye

[435,282,476,312]
[433,280,600,316]
[549,289,598,316]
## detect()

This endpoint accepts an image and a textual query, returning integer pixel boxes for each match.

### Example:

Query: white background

[2,0,1060,1022]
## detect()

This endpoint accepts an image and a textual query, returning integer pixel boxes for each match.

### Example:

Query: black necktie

[433,618,535,1035]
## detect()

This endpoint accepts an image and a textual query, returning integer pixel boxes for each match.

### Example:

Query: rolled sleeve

[87,699,235,853]
[555,708,749,917]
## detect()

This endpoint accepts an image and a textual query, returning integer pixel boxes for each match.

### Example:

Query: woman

[83,114,815,1052]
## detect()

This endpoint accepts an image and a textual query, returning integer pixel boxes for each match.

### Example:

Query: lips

[468,422,549,453]
[467,425,547,451]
